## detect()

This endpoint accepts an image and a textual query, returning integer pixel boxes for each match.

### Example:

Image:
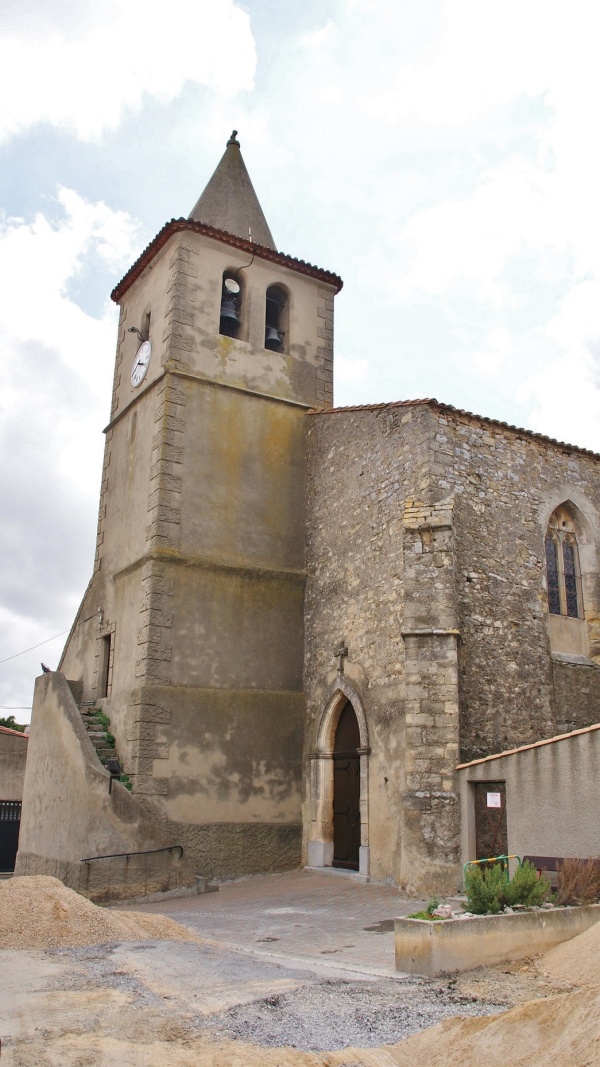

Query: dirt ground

[2,878,600,1067]
[0,944,577,1067]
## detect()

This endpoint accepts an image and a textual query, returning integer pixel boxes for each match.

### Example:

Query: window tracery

[545,506,583,619]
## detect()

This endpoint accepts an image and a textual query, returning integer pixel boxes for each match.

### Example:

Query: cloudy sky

[2,0,600,716]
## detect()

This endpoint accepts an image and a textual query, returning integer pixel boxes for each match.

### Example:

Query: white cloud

[519,348,600,452]
[336,354,370,381]
[518,279,600,450]
[0,189,141,706]
[0,0,256,142]
[1,187,138,337]
[260,1,600,444]
[466,327,514,377]
[389,160,547,306]
[5,0,600,703]
[334,354,371,406]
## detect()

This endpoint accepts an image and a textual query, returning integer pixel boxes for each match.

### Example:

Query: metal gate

[333,702,360,871]
[474,781,507,859]
[0,801,22,872]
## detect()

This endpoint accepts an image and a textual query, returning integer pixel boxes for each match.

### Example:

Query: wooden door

[333,702,360,870]
[474,781,508,859]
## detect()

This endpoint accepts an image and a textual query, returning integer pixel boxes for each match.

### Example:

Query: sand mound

[540,912,600,988]
[377,986,600,1067]
[373,917,600,1067]
[0,876,200,949]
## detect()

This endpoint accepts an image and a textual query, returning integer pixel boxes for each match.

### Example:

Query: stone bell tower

[58,132,343,878]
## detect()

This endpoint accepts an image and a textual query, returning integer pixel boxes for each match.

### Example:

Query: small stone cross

[334,643,348,673]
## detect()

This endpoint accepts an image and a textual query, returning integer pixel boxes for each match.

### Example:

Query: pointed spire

[188,131,277,251]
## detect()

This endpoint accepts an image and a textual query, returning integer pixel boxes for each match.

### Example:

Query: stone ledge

[395,904,600,976]
[401,628,460,638]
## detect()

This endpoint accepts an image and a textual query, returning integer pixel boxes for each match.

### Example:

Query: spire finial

[188,131,276,249]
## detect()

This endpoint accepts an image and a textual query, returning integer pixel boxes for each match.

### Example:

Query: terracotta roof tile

[111,219,343,303]
[0,724,28,738]
[308,397,600,461]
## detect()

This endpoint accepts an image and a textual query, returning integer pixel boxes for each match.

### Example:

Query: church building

[16,135,600,898]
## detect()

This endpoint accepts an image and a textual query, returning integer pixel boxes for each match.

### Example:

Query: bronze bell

[220,295,240,336]
[265,325,282,350]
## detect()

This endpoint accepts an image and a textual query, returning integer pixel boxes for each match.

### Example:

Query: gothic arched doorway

[333,701,360,870]
[307,681,370,875]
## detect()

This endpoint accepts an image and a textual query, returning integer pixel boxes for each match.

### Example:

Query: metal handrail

[464,854,521,884]
[81,845,184,864]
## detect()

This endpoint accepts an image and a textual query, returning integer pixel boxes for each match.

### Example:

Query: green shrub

[503,860,550,908]
[96,710,116,749]
[0,714,26,732]
[426,896,440,916]
[408,895,444,920]
[465,860,550,914]
[465,862,506,914]
[406,911,445,920]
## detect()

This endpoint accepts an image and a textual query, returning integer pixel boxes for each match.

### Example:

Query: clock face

[131,341,152,387]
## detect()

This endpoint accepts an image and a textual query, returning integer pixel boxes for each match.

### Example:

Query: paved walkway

[115,868,429,978]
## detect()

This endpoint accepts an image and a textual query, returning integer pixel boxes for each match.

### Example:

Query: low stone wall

[15,672,197,901]
[395,905,600,976]
[16,846,196,903]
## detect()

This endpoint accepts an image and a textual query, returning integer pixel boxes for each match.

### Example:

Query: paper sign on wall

[487,792,502,808]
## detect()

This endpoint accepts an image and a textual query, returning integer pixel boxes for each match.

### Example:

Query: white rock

[432,904,454,918]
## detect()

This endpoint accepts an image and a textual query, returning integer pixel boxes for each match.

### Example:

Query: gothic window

[219,271,242,338]
[265,285,288,351]
[545,506,583,619]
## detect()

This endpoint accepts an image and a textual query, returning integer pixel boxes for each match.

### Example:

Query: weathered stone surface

[166,820,302,879]
[304,402,600,893]
[42,141,600,900]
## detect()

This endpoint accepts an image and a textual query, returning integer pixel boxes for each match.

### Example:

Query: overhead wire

[0,629,70,666]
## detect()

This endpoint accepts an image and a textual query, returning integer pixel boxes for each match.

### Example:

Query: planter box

[395,904,600,976]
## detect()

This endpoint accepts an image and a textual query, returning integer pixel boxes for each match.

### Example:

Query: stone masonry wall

[304,403,455,888]
[428,408,600,761]
[304,404,433,703]
[401,497,461,889]
[121,372,185,798]
[304,401,600,888]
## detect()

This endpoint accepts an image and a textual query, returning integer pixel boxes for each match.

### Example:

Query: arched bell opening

[307,682,370,875]
[265,284,289,352]
[219,270,243,339]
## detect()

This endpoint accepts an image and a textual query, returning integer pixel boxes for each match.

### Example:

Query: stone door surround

[307,676,370,875]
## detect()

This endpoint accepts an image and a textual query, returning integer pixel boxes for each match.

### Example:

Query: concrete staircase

[79,703,120,766]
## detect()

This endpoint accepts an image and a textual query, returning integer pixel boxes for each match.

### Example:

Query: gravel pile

[0,876,199,949]
[196,976,507,1052]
